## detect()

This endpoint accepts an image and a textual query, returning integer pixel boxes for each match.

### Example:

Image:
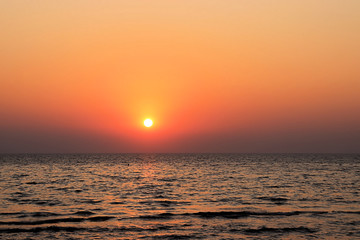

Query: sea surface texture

[0,154,359,239]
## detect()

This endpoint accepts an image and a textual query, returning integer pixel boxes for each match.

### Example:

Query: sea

[0,153,359,239]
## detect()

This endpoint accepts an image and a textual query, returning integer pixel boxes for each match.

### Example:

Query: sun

[144,118,153,127]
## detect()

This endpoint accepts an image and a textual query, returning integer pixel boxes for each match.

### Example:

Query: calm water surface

[0,154,359,239]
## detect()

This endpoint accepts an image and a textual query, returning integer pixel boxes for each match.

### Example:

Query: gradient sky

[1,0,359,153]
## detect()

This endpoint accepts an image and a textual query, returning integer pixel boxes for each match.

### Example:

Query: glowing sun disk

[144,119,153,127]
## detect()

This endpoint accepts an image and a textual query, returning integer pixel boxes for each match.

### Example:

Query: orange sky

[1,1,359,153]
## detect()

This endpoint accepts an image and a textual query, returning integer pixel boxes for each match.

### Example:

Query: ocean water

[0,154,359,239]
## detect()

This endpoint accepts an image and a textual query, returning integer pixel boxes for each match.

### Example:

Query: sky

[1,0,359,153]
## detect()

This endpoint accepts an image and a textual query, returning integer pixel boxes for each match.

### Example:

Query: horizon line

[1,152,359,155]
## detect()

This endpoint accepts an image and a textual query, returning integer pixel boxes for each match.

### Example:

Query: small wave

[264,185,287,188]
[141,234,204,239]
[0,212,24,216]
[216,197,243,203]
[154,194,166,199]
[110,201,125,205]
[77,199,102,204]
[1,211,63,218]
[190,211,312,218]
[0,225,177,234]
[25,181,46,185]
[347,221,360,226]
[73,210,95,216]
[0,226,86,233]
[298,197,320,202]
[336,211,360,215]
[137,210,329,220]
[11,173,29,178]
[257,197,289,204]
[158,178,178,182]
[139,213,175,219]
[330,200,360,204]
[28,212,62,218]
[54,187,69,192]
[243,226,316,234]
[11,191,31,197]
[0,217,84,225]
[139,200,190,207]
[0,216,114,225]
[6,198,62,206]
[88,216,115,222]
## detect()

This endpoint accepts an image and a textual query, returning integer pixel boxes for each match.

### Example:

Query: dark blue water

[0,154,359,239]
